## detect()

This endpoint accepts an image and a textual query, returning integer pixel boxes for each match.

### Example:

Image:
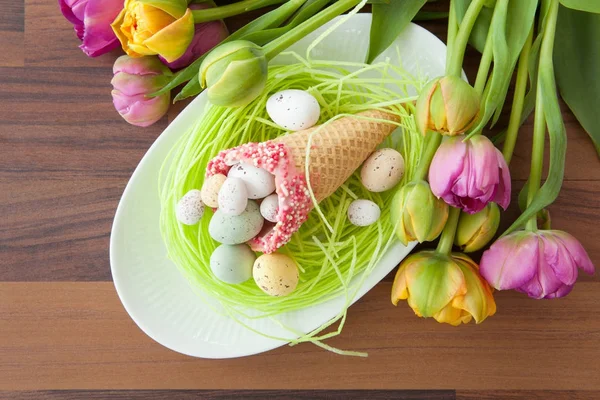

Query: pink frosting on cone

[207,141,314,253]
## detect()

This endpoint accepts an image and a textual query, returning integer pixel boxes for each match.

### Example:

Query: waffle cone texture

[273,110,400,201]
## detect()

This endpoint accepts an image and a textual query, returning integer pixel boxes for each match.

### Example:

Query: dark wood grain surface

[1,0,599,399]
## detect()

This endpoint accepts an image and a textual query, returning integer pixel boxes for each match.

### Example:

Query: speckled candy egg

[260,193,279,223]
[210,244,256,284]
[176,189,205,225]
[347,199,381,227]
[360,148,405,192]
[266,89,320,131]
[218,177,248,216]
[228,162,276,199]
[209,200,264,244]
[253,253,299,296]
[201,173,227,208]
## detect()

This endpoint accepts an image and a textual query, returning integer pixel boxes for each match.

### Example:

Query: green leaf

[151,0,306,99]
[559,0,600,13]
[503,1,566,236]
[366,0,427,63]
[554,6,600,155]
[469,0,538,134]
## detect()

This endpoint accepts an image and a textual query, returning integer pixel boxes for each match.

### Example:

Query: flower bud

[390,180,449,245]
[111,55,172,127]
[392,251,496,326]
[454,203,500,252]
[415,76,480,136]
[199,40,268,107]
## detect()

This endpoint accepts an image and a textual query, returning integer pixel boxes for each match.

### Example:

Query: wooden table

[2,1,599,399]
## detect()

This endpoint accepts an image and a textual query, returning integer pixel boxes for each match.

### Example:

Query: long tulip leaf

[366,0,427,64]
[151,0,307,98]
[559,0,600,13]
[503,0,565,236]
[554,6,600,155]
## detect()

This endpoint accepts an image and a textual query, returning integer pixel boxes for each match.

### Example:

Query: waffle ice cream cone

[206,110,400,253]
[273,110,400,202]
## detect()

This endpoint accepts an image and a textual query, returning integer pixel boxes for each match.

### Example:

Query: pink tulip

[429,135,511,214]
[480,230,595,299]
[159,3,229,70]
[111,55,172,127]
[58,0,122,57]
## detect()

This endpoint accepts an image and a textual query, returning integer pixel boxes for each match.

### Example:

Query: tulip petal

[480,232,539,290]
[79,0,122,57]
[453,254,496,323]
[429,137,467,201]
[143,8,194,63]
[552,230,595,275]
[112,90,170,127]
[544,284,573,299]
[59,0,86,25]
[138,0,188,18]
[407,254,465,318]
[518,236,565,299]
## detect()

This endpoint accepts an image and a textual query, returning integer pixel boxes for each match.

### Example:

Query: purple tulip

[111,55,172,127]
[480,230,595,299]
[59,0,123,57]
[158,3,229,70]
[429,135,511,214]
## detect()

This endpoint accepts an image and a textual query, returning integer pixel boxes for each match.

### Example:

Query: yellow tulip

[391,251,496,326]
[111,0,194,63]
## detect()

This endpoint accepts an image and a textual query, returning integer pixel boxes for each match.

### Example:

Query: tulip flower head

[429,135,511,214]
[390,180,449,245]
[111,55,172,127]
[455,203,500,252]
[159,3,229,70]
[480,230,595,299]
[392,251,496,326]
[111,0,195,63]
[415,76,480,136]
[59,0,122,57]
[199,40,268,107]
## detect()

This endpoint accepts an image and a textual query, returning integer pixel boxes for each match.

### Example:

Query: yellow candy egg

[253,253,299,296]
[201,173,227,208]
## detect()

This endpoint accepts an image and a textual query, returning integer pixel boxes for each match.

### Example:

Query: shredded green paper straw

[159,51,424,356]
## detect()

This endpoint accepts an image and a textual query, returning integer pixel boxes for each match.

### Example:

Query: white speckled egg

[218,177,248,216]
[210,244,256,284]
[360,148,405,192]
[228,162,276,199]
[209,200,264,244]
[347,199,381,227]
[266,89,320,131]
[259,193,279,223]
[253,253,299,296]
[176,189,205,225]
[201,174,227,208]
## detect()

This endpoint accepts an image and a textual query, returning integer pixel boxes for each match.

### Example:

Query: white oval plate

[110,14,449,358]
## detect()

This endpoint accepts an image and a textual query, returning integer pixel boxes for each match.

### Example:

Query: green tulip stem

[192,0,289,23]
[525,65,546,232]
[473,32,492,95]
[446,0,486,77]
[262,0,363,60]
[414,131,443,181]
[502,26,534,165]
[436,207,461,255]
[446,1,458,60]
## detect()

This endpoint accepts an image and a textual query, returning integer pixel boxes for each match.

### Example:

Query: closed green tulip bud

[454,203,500,253]
[199,40,268,107]
[415,75,480,136]
[390,180,449,245]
